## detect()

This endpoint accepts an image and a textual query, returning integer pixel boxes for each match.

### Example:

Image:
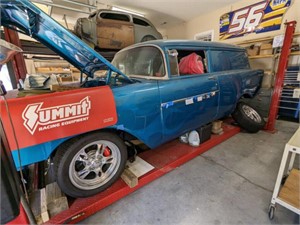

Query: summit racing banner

[219,0,291,40]
[0,86,117,150]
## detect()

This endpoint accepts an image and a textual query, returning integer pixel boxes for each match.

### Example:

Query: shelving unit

[268,127,300,219]
[235,32,300,46]
[278,66,300,119]
[32,59,81,82]
[236,24,300,125]
[249,51,300,59]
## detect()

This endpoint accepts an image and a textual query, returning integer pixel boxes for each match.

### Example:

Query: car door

[96,11,134,49]
[158,50,219,142]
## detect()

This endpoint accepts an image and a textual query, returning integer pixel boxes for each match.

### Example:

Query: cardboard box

[36,67,51,72]
[246,45,260,56]
[260,43,273,50]
[261,72,274,88]
[260,43,273,55]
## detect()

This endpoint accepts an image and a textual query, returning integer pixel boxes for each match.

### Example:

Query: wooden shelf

[290,51,300,56]
[249,54,275,59]
[249,51,299,59]
[278,169,300,210]
[36,70,71,74]
[237,36,274,45]
[236,32,300,45]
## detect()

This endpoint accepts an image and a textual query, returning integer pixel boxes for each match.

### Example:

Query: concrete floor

[79,120,300,225]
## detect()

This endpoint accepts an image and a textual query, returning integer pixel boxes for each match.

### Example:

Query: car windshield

[112,46,165,78]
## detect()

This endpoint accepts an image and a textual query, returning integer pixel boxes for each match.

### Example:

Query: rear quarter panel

[77,18,96,45]
[216,69,263,118]
[134,24,162,42]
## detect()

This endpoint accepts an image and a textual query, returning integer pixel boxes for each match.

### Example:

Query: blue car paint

[0,0,263,168]
[11,137,70,168]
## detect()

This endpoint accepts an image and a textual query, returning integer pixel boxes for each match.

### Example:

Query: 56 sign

[229,1,268,33]
[220,0,291,40]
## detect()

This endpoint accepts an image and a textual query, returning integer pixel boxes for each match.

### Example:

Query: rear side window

[210,50,250,72]
[133,18,150,26]
[167,49,208,76]
[99,12,130,22]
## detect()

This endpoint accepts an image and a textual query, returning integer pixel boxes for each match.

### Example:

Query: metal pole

[30,0,91,14]
[265,21,297,132]
[60,0,97,9]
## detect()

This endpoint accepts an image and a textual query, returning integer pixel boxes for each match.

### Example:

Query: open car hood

[0,0,131,82]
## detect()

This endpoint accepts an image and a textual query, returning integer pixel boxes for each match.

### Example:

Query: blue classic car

[1,0,264,198]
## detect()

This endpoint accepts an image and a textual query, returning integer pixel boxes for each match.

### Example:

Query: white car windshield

[112,46,165,78]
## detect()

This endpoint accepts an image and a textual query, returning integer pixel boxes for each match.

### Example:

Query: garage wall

[166,0,300,42]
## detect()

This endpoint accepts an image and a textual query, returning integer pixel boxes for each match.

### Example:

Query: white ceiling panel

[48,0,242,29]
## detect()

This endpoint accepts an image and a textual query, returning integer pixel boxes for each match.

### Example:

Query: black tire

[232,102,265,133]
[268,205,275,220]
[54,132,127,198]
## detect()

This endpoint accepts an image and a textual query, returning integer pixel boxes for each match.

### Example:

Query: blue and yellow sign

[219,0,291,40]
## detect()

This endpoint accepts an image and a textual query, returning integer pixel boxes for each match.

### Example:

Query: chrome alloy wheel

[242,104,262,123]
[69,140,121,190]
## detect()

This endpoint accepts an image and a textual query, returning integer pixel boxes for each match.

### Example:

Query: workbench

[269,126,300,219]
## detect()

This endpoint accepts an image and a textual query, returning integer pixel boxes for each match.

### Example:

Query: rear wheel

[141,35,156,42]
[54,132,127,198]
[232,102,265,133]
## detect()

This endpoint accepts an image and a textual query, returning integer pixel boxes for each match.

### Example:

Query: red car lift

[265,21,297,132]
[42,123,240,224]
[4,27,27,81]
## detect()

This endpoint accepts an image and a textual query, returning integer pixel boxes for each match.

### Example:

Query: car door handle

[208,76,216,80]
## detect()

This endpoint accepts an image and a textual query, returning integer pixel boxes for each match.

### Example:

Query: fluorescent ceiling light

[112,6,144,17]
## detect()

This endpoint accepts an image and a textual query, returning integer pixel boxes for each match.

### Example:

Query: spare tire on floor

[232,102,265,133]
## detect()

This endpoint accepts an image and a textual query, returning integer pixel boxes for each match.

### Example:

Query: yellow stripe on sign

[220,34,231,40]
[259,17,282,28]
[263,7,288,20]
[220,30,247,40]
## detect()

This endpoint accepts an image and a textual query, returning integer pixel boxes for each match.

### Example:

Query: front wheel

[54,132,127,198]
[232,102,265,133]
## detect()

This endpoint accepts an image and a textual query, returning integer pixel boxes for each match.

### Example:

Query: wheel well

[50,128,141,159]
[241,93,252,99]
[141,35,156,42]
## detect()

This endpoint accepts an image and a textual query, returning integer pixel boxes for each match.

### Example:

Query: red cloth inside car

[179,53,204,75]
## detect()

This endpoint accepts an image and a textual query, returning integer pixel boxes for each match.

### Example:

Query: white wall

[166,0,300,42]
[165,0,300,70]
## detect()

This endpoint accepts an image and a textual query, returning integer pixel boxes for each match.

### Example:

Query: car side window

[99,12,130,22]
[169,49,208,76]
[133,18,150,26]
[112,46,165,78]
[210,50,250,72]
[168,50,179,76]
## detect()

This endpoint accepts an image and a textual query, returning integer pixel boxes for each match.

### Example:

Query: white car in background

[74,9,163,50]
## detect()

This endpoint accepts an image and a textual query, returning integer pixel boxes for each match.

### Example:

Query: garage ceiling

[47,0,242,29]
[97,0,242,29]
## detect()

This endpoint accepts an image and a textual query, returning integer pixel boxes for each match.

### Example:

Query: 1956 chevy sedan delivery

[1,0,264,198]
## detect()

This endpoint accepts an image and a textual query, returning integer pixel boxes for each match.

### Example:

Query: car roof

[124,39,245,51]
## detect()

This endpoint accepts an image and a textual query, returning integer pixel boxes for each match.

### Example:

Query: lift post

[4,27,27,82]
[265,21,297,132]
